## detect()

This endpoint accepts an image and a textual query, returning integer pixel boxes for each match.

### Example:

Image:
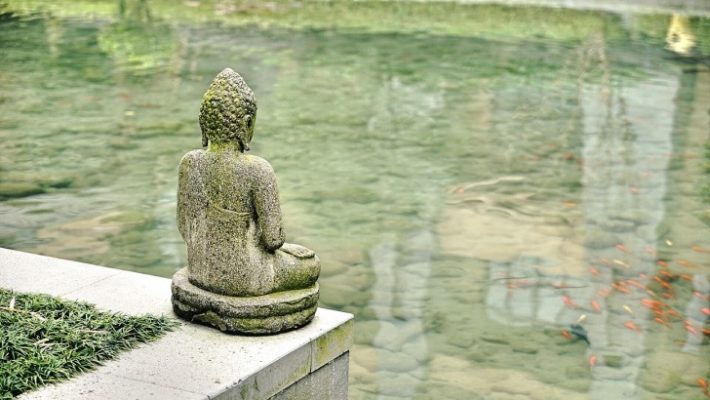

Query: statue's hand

[280,243,316,259]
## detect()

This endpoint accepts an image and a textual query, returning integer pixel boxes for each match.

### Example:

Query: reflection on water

[1,1,709,399]
[580,58,677,398]
[667,15,697,55]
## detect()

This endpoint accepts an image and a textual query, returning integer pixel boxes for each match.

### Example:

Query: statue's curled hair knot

[199,68,256,149]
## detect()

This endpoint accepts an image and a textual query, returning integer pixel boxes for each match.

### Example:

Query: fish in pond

[570,324,590,345]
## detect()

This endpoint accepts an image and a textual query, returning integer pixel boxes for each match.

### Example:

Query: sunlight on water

[0,1,708,399]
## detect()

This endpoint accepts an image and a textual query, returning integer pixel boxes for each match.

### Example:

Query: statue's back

[178,150,276,296]
[171,68,320,334]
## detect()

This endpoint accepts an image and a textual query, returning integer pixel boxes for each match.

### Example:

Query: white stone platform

[0,247,353,399]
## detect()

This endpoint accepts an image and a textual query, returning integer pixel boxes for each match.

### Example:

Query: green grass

[0,288,178,398]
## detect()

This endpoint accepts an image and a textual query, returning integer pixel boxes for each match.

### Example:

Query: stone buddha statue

[171,68,320,334]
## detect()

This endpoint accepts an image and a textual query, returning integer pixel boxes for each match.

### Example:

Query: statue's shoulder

[179,149,206,167]
[243,154,275,174]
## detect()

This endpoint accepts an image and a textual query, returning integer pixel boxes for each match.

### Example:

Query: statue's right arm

[252,158,286,252]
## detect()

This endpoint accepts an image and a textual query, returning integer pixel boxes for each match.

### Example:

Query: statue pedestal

[171,267,319,334]
[2,248,353,400]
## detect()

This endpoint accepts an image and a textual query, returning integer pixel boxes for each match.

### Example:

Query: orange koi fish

[702,308,710,316]
[561,330,571,340]
[677,259,699,268]
[698,377,709,398]
[626,279,644,290]
[659,270,674,279]
[562,295,578,308]
[597,288,612,297]
[691,245,709,253]
[624,321,640,332]
[591,300,601,313]
[685,322,699,336]
[588,355,597,367]
[612,282,630,294]
[615,244,629,253]
[641,298,662,309]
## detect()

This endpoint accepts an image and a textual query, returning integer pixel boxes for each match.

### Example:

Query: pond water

[1,1,709,399]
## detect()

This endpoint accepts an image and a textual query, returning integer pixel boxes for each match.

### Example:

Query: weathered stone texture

[270,353,349,400]
[172,268,319,334]
[172,68,321,334]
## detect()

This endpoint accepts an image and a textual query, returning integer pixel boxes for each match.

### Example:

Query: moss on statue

[171,69,320,334]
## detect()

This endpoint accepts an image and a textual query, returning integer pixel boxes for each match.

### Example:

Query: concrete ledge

[0,248,353,400]
[272,353,349,400]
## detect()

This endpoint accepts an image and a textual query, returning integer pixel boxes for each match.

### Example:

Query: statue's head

[199,68,256,151]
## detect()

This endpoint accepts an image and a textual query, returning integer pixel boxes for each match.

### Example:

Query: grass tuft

[0,288,179,398]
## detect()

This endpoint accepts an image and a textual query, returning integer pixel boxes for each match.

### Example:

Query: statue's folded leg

[272,243,321,292]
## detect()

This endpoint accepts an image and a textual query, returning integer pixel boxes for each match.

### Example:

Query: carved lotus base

[171,267,319,335]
